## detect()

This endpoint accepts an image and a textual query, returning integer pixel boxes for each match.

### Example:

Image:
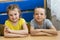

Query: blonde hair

[7,4,21,14]
[34,7,46,15]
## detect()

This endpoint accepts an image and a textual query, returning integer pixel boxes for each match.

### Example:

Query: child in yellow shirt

[4,4,28,38]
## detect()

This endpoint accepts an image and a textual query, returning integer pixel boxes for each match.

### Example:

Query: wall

[47,0,60,21]
[51,0,60,21]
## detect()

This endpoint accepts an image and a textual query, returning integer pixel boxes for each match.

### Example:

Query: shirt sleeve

[5,20,10,28]
[5,20,8,26]
[30,20,35,27]
[46,19,53,29]
[21,18,27,24]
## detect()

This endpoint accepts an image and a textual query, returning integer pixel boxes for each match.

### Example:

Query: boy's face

[34,8,46,22]
[8,8,20,23]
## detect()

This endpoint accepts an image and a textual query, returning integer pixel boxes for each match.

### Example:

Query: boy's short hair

[7,4,21,14]
[34,7,46,15]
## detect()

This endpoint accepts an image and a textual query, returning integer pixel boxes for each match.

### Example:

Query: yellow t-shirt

[5,18,26,30]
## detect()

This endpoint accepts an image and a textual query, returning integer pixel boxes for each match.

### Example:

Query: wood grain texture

[0,31,60,40]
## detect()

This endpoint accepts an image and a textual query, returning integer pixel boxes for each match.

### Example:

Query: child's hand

[6,28,11,33]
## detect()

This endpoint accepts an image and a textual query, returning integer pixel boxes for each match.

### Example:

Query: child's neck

[10,20,18,26]
[12,21,18,26]
[37,21,43,25]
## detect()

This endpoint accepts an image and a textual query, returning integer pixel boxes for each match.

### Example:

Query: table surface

[0,31,60,40]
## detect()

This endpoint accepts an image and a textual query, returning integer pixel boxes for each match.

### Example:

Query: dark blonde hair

[7,4,21,14]
[34,7,46,15]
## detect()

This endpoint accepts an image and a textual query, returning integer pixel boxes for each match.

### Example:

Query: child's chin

[13,21,17,23]
[37,20,42,22]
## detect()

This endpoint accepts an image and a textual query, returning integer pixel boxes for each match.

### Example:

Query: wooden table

[0,31,60,40]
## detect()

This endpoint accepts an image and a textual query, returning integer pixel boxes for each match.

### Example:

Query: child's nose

[13,15,15,18]
[38,14,41,17]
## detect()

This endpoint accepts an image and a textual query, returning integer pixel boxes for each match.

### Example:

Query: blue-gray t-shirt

[30,19,53,29]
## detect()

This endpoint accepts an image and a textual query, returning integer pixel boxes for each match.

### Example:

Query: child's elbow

[25,30,28,35]
[54,31,58,35]
[4,32,7,37]
[4,32,10,38]
[52,31,58,36]
[26,31,28,34]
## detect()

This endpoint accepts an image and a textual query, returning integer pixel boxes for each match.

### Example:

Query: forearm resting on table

[30,29,51,36]
[36,29,58,35]
[30,29,42,33]
[4,32,27,38]
[9,30,28,35]
[30,29,57,36]
[30,31,52,36]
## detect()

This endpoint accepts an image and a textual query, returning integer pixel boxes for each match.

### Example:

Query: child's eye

[40,13,43,15]
[10,14,13,16]
[35,13,39,15]
[14,13,17,15]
